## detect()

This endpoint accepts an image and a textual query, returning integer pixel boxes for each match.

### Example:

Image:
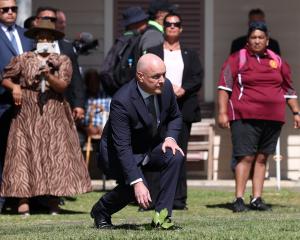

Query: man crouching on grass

[90,53,184,230]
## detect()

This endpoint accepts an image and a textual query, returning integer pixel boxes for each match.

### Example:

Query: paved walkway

[91,178,300,191]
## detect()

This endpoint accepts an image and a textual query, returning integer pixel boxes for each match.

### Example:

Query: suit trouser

[145,122,191,208]
[173,121,191,207]
[95,144,184,217]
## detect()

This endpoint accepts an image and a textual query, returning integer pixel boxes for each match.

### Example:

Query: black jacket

[58,39,85,108]
[148,44,203,122]
[99,79,182,183]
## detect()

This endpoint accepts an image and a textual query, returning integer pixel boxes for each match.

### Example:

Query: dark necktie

[146,95,158,136]
[8,26,19,54]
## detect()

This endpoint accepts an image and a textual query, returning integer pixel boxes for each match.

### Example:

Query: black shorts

[231,119,282,157]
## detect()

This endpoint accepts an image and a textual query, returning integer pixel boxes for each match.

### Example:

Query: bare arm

[43,70,68,94]
[2,78,22,106]
[218,89,230,128]
[287,98,300,128]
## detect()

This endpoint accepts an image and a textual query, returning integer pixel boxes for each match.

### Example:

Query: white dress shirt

[0,23,24,54]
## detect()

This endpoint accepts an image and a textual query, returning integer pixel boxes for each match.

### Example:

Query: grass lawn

[1,187,300,239]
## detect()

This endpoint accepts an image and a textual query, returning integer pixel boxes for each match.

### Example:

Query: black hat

[25,19,64,40]
[247,21,268,37]
[123,6,149,27]
[148,0,176,17]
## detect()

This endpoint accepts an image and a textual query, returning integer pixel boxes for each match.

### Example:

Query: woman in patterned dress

[0,19,92,215]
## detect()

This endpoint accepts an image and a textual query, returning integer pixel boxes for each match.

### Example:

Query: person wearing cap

[138,0,175,54]
[218,21,300,213]
[0,19,92,215]
[230,8,280,55]
[0,0,34,213]
[123,6,148,33]
[99,6,148,96]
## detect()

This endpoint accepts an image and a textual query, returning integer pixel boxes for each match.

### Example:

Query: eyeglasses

[0,6,18,14]
[164,21,181,28]
[37,16,57,23]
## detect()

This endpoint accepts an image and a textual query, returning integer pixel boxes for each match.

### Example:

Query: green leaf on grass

[158,208,168,223]
[161,221,174,229]
[152,211,160,225]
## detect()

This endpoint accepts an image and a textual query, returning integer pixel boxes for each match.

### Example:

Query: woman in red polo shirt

[218,21,300,212]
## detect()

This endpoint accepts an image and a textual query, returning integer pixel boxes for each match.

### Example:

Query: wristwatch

[293,112,300,116]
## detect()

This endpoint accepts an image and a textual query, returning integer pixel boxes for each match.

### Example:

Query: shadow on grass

[115,223,152,230]
[205,202,282,211]
[1,207,87,215]
[206,202,233,210]
[89,223,152,231]
[2,197,88,215]
[90,223,182,231]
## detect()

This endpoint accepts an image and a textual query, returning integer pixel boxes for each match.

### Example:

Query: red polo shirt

[218,48,297,123]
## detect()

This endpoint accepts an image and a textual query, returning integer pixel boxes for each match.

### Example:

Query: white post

[16,0,32,26]
[275,137,281,191]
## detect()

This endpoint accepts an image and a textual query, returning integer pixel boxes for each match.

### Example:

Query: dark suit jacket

[99,79,182,184]
[58,39,85,108]
[0,25,34,116]
[230,35,281,55]
[147,44,203,123]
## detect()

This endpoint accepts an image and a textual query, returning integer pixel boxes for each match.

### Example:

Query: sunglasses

[0,6,18,13]
[164,21,181,28]
[37,16,57,23]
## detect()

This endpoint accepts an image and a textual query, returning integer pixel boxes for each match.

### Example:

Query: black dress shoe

[91,204,114,229]
[173,205,188,210]
[94,216,114,229]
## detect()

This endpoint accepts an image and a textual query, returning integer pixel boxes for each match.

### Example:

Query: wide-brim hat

[24,19,64,40]
[123,6,149,27]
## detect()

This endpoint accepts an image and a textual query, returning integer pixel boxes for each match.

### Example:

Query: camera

[72,32,99,55]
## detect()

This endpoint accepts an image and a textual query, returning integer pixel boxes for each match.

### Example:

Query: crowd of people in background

[0,0,299,231]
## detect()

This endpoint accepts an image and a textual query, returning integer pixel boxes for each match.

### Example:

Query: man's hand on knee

[162,137,185,156]
[133,181,152,209]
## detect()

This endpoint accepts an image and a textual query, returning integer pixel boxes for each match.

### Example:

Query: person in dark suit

[0,0,34,213]
[148,12,203,210]
[91,53,184,229]
[34,6,85,120]
[230,8,281,55]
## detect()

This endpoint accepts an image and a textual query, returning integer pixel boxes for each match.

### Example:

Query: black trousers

[144,121,191,208]
[173,121,191,207]
[0,107,13,207]
[94,143,184,217]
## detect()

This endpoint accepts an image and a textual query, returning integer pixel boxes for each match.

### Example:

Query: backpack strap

[238,49,247,71]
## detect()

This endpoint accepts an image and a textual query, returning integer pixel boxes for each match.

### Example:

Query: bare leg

[18,198,30,214]
[235,155,255,198]
[252,153,268,198]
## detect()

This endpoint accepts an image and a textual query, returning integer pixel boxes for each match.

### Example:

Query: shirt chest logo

[269,60,278,69]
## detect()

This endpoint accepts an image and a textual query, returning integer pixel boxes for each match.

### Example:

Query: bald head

[137,53,165,73]
[136,53,166,95]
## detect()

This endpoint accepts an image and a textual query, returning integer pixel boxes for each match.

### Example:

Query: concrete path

[92,178,300,191]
